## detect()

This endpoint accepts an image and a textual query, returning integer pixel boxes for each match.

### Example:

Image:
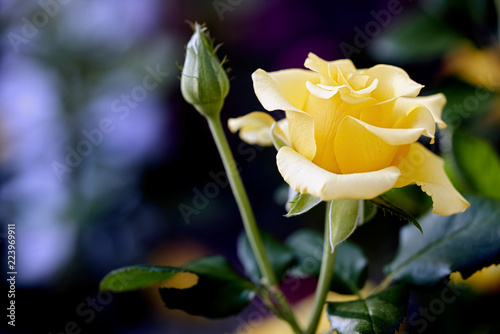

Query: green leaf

[237,230,295,283]
[160,256,257,318]
[385,197,500,286]
[370,10,463,63]
[331,241,369,295]
[102,256,256,318]
[285,229,323,277]
[285,192,322,217]
[100,266,186,292]
[327,284,409,334]
[453,131,500,200]
[328,199,363,252]
[371,196,422,235]
[286,229,368,294]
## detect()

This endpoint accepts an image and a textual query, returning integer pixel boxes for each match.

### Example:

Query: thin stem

[304,201,337,334]
[206,115,302,333]
[206,115,275,285]
[372,275,393,295]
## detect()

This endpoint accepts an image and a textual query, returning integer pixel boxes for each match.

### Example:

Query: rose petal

[395,143,470,215]
[275,118,290,142]
[361,64,424,101]
[270,120,291,150]
[252,69,317,160]
[277,146,401,201]
[306,81,342,99]
[228,111,276,146]
[252,68,319,112]
[346,116,429,145]
[359,100,398,128]
[304,53,357,80]
[394,93,447,129]
[393,105,436,140]
[334,116,426,174]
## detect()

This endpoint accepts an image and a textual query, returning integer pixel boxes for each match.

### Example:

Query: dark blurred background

[1,0,499,333]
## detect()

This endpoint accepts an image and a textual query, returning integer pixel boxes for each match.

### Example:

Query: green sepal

[385,196,500,286]
[237,230,295,283]
[327,284,409,334]
[285,192,322,217]
[328,199,362,252]
[371,196,422,235]
[362,200,378,224]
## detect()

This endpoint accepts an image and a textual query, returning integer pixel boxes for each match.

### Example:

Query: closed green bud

[181,23,230,118]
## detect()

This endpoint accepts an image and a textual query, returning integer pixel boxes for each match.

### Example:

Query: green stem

[304,201,337,334]
[206,115,302,333]
[373,275,393,295]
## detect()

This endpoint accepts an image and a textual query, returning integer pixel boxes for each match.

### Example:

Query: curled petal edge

[395,143,470,215]
[252,68,317,160]
[395,93,447,129]
[277,146,401,201]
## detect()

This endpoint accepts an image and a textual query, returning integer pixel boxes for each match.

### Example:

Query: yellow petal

[270,119,291,149]
[252,68,320,113]
[304,53,357,81]
[252,68,317,160]
[304,93,371,173]
[335,116,430,174]
[361,64,424,101]
[349,116,430,145]
[393,105,437,140]
[228,111,275,146]
[306,81,343,99]
[276,118,289,141]
[359,100,398,128]
[394,93,447,129]
[277,146,401,201]
[395,143,470,215]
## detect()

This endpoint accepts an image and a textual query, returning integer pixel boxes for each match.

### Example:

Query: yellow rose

[229,53,469,215]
